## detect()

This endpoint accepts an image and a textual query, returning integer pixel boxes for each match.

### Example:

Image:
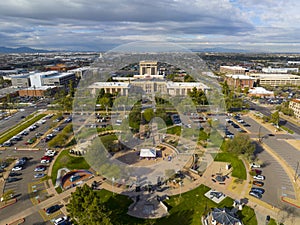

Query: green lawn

[51,150,90,185]
[268,218,277,225]
[166,126,181,136]
[214,152,247,180]
[92,184,257,225]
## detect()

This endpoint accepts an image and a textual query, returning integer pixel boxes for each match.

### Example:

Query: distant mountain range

[192,47,250,53]
[0,46,54,53]
[0,46,251,54]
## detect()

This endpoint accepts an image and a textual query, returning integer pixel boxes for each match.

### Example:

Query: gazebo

[211,207,242,225]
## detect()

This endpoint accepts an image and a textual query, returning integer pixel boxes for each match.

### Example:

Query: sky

[0,0,300,52]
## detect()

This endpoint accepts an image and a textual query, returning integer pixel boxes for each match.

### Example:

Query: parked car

[45,150,56,157]
[12,165,23,171]
[34,165,47,172]
[15,159,26,166]
[249,191,262,199]
[253,181,264,187]
[7,177,21,183]
[20,130,29,136]
[0,162,8,169]
[251,169,262,175]
[251,187,265,194]
[253,175,265,180]
[54,216,69,225]
[53,127,62,132]
[41,156,52,161]
[3,141,12,147]
[34,173,46,178]
[250,163,261,168]
[9,172,22,177]
[25,139,34,145]
[45,204,60,215]
[41,159,50,164]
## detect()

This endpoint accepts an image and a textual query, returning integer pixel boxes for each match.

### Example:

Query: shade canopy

[140,148,156,158]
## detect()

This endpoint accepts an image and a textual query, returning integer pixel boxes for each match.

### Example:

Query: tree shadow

[155,209,194,225]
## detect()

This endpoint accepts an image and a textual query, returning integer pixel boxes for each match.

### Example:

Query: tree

[271,110,280,127]
[66,184,112,225]
[188,87,208,105]
[226,133,255,158]
[143,108,154,122]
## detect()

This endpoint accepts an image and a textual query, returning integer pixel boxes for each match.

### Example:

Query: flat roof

[220,65,246,70]
[21,86,56,91]
[0,87,22,96]
[249,87,274,94]
[89,82,131,88]
[291,99,300,103]
[226,74,255,79]
[250,73,300,79]
[43,72,74,79]
[166,81,210,89]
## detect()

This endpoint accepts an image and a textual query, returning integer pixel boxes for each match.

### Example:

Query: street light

[112,177,115,196]
[179,181,183,198]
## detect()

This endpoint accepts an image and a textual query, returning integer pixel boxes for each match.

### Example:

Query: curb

[9,217,25,225]
[0,198,17,209]
[281,196,300,208]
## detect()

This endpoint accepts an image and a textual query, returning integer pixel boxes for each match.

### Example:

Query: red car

[41,156,51,161]
[252,169,262,175]
[253,181,264,187]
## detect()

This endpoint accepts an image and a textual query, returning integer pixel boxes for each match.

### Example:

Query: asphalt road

[246,100,300,135]
[0,100,50,135]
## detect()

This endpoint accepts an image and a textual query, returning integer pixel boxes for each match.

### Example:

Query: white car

[250,163,261,168]
[54,216,68,225]
[12,166,23,171]
[253,175,265,180]
[45,150,56,157]
[40,159,50,164]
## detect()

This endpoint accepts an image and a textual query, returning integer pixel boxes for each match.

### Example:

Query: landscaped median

[51,149,90,189]
[0,113,46,144]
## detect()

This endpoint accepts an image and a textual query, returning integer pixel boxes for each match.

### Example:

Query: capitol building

[89,61,210,96]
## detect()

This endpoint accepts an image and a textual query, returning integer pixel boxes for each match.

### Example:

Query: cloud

[0,0,299,52]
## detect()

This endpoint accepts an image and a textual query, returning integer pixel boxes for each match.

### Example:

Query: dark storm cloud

[0,0,298,52]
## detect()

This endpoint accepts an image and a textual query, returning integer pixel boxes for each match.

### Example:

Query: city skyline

[0,0,300,52]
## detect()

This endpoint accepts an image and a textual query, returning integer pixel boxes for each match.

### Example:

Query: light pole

[112,177,115,196]
[179,181,183,198]
[294,161,299,182]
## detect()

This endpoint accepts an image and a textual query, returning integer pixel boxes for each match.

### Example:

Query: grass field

[93,184,257,225]
[51,150,90,185]
[166,126,181,136]
[214,152,247,180]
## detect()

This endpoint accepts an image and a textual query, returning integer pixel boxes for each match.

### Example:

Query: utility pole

[258,126,262,143]
[294,161,299,182]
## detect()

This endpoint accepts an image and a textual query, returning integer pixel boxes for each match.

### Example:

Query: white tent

[140,148,156,158]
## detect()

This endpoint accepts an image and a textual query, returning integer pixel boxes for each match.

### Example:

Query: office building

[220,66,248,75]
[289,99,300,119]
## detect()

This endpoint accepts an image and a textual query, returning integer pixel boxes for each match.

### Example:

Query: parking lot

[237,115,296,208]
[0,146,63,224]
